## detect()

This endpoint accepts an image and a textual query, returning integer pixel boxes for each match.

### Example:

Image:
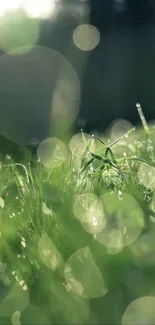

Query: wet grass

[0,122,155,324]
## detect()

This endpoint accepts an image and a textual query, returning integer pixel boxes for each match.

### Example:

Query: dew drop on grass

[122,296,155,325]
[65,247,107,299]
[19,280,28,291]
[21,241,26,248]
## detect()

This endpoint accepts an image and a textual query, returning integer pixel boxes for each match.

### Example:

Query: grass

[1,113,155,324]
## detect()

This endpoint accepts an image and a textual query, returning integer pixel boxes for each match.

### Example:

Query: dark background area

[0,0,155,154]
[81,0,155,132]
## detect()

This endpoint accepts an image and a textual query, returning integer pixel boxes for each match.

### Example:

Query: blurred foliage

[0,126,155,324]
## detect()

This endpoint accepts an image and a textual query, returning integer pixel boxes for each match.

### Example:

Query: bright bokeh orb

[0,10,39,54]
[96,192,144,249]
[73,24,100,51]
[82,199,106,235]
[65,247,107,299]
[23,0,56,19]
[0,46,80,145]
[122,296,155,325]
[51,65,81,132]
[73,193,97,223]
[37,137,67,168]
[69,133,95,158]
[73,194,106,235]
[39,233,64,272]
[0,0,21,16]
[138,163,155,189]
[109,119,133,142]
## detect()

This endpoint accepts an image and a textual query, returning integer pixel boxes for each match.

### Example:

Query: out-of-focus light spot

[39,233,64,272]
[138,163,155,189]
[82,199,106,235]
[0,10,39,54]
[11,310,21,325]
[149,191,155,215]
[51,60,80,131]
[65,247,107,299]
[0,197,4,208]
[37,137,67,169]
[0,46,79,145]
[114,0,127,13]
[19,280,28,291]
[0,283,29,317]
[73,24,100,51]
[0,0,21,16]
[69,133,95,158]
[42,203,53,216]
[122,296,155,325]
[21,240,26,248]
[109,119,133,143]
[23,0,56,19]
[97,192,144,249]
[73,193,97,223]
[130,233,155,266]
[67,278,84,296]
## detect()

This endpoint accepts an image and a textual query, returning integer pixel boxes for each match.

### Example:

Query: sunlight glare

[0,0,21,16]
[23,0,56,19]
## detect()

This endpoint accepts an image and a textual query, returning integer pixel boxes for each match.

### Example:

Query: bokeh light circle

[0,10,39,54]
[96,192,144,249]
[138,163,155,189]
[69,133,95,158]
[73,193,97,223]
[109,119,133,142]
[122,296,155,325]
[37,137,67,168]
[0,46,80,145]
[73,24,100,51]
[73,192,106,234]
[39,233,64,272]
[65,247,107,299]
